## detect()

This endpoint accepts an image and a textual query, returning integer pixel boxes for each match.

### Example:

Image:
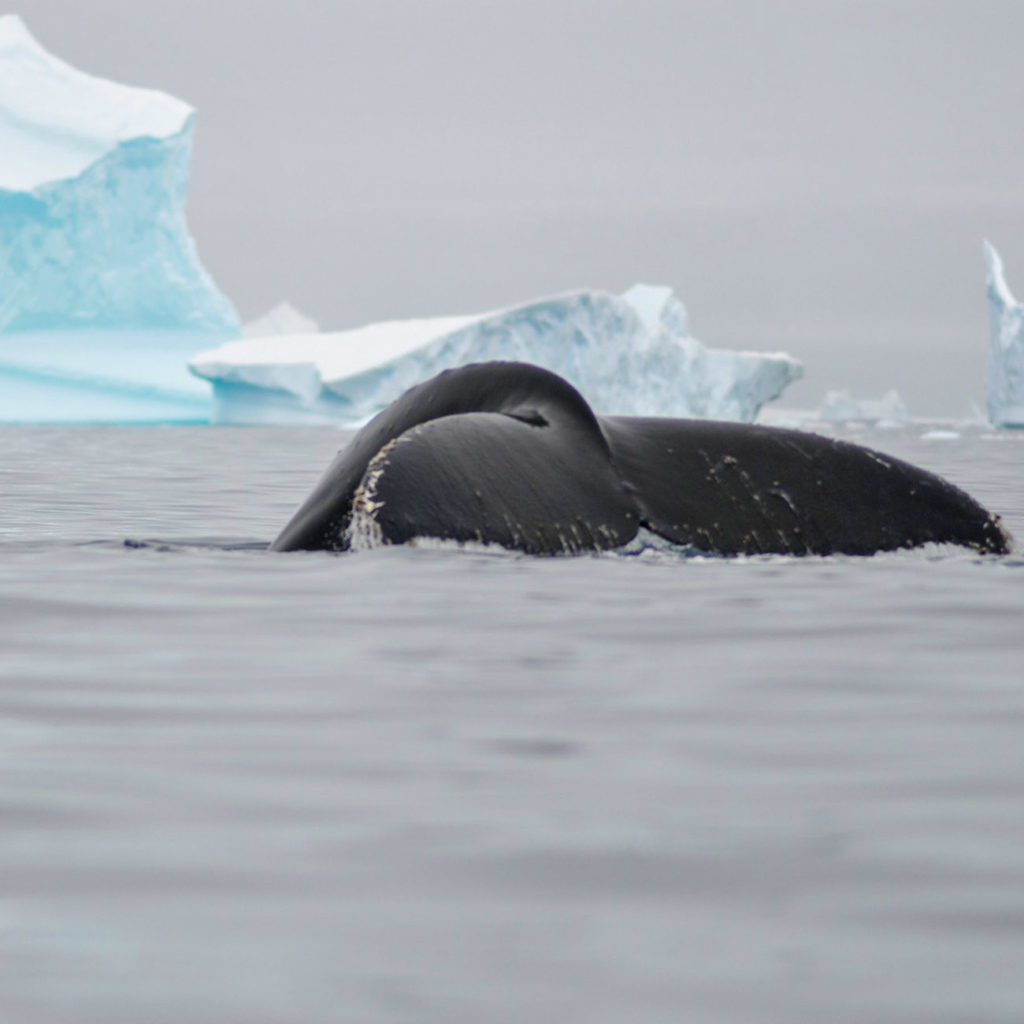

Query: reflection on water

[0,425,1022,1023]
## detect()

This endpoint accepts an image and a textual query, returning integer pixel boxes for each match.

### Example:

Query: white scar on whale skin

[344,438,401,551]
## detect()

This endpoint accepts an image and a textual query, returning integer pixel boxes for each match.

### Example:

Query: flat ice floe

[0,330,218,424]
[190,285,803,424]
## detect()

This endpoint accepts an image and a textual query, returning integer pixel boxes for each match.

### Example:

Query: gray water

[1,424,1022,1024]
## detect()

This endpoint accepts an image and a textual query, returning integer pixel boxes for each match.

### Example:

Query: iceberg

[0,15,238,333]
[190,284,803,425]
[816,388,910,425]
[984,241,1024,428]
[244,302,320,338]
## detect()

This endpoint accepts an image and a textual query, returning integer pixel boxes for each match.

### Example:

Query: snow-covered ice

[190,285,803,424]
[817,388,910,425]
[984,241,1024,428]
[0,15,238,333]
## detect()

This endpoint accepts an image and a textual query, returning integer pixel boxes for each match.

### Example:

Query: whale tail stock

[270,362,1011,557]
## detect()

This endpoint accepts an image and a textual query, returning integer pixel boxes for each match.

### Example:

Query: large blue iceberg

[0,15,803,425]
[190,285,803,424]
[0,15,238,422]
[985,241,1024,428]
[0,15,238,332]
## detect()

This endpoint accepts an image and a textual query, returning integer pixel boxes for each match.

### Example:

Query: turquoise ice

[0,15,238,333]
[0,16,238,422]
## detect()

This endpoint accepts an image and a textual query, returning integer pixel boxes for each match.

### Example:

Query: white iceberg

[243,302,320,338]
[984,241,1024,428]
[190,284,803,425]
[816,388,910,425]
[0,15,238,333]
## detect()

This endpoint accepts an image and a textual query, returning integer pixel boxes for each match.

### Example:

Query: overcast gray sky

[20,0,1024,411]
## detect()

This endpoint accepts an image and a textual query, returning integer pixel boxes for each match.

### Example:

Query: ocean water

[1,423,1022,1024]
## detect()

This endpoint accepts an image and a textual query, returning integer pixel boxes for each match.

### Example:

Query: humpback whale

[271,362,1011,557]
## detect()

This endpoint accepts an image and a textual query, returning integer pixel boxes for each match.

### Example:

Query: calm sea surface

[1,423,1022,1024]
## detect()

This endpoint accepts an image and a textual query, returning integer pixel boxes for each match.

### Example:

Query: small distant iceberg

[190,284,803,425]
[243,302,319,338]
[984,241,1024,428]
[816,388,910,425]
